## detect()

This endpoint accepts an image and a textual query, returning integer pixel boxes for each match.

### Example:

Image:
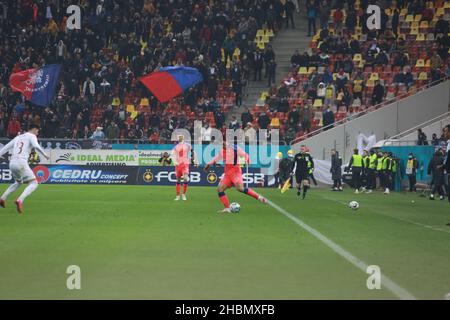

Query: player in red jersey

[204,142,267,213]
[171,135,196,201]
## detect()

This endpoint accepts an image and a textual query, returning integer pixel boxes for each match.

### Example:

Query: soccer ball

[349,201,359,210]
[230,202,241,213]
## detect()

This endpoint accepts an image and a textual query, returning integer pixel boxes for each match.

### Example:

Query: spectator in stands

[288,106,299,127]
[372,80,385,106]
[229,116,240,130]
[232,79,243,107]
[306,0,317,37]
[322,106,335,130]
[106,121,120,142]
[99,79,111,97]
[258,112,270,130]
[335,69,348,92]
[284,0,296,29]
[267,59,277,87]
[417,128,428,145]
[241,110,253,128]
[394,67,414,89]
[435,14,449,36]
[430,51,444,79]
[7,116,21,138]
[318,1,330,30]
[432,133,440,146]
[253,49,264,81]
[82,77,96,103]
[284,125,297,144]
[90,126,105,141]
[290,50,302,69]
[300,104,312,133]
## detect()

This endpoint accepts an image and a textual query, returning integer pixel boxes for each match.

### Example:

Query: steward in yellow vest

[347,148,365,193]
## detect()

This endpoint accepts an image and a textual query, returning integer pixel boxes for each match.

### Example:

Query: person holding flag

[9,64,62,108]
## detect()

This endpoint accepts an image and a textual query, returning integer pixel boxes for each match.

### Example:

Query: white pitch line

[266,199,417,300]
[318,193,450,235]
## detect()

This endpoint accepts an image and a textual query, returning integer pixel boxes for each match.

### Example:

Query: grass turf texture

[0,184,448,299]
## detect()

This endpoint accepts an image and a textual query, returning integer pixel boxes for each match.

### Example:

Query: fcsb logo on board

[206,172,218,184]
[142,170,154,183]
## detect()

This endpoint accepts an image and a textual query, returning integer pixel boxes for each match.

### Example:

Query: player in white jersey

[0,125,49,213]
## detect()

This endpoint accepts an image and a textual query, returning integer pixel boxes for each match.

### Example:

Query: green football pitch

[0,184,449,300]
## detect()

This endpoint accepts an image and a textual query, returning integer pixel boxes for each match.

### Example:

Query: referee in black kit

[443,124,450,226]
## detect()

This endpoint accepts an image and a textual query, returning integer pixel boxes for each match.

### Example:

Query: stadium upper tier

[0,1,448,145]
[249,1,450,144]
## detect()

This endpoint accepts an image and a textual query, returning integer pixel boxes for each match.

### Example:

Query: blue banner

[0,164,266,187]
[137,166,266,187]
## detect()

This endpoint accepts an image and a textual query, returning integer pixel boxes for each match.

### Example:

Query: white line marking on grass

[318,194,450,235]
[266,199,417,300]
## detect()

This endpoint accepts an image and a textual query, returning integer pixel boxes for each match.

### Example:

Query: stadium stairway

[228,12,310,122]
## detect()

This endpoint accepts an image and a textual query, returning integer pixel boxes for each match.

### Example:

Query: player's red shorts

[175,164,189,178]
[220,172,243,188]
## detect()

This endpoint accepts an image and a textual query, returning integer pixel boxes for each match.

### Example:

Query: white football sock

[1,182,21,201]
[18,181,38,203]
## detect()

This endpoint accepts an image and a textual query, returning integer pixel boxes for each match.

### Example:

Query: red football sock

[176,183,180,196]
[183,183,187,194]
[218,192,230,208]
[244,188,259,200]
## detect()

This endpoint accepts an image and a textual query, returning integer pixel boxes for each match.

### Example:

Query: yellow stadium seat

[411,21,419,28]
[369,73,379,81]
[416,33,425,41]
[415,59,425,67]
[313,99,323,107]
[436,8,445,16]
[425,59,431,67]
[298,67,308,75]
[410,27,419,35]
[126,104,135,113]
[308,67,316,74]
[400,8,408,16]
[445,2,450,8]
[414,14,422,22]
[418,72,428,80]
[385,8,392,16]
[353,54,362,62]
[420,20,429,28]
[130,111,138,120]
[270,117,280,128]
[139,98,149,106]
[111,98,121,106]
[260,91,269,100]
[405,14,414,22]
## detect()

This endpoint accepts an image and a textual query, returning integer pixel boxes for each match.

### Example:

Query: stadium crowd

[249,0,450,144]
[0,0,301,143]
[0,0,449,146]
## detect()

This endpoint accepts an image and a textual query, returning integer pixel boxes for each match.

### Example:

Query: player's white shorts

[9,159,36,183]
